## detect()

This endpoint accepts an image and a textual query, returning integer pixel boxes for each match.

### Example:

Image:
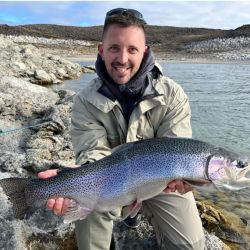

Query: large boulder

[0,37,82,85]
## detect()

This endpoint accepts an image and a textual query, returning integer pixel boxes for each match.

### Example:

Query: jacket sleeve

[155,78,192,138]
[70,93,111,165]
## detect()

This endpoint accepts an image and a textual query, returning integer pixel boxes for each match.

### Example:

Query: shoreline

[64,53,250,65]
[1,33,249,65]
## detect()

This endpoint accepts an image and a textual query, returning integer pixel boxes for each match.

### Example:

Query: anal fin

[63,200,93,224]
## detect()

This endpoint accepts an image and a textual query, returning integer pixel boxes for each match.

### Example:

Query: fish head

[207,148,250,191]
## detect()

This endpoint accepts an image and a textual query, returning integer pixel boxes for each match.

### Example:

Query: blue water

[53,61,250,155]
[162,62,250,155]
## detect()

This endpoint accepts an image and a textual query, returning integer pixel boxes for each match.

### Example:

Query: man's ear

[144,45,148,53]
[98,43,104,59]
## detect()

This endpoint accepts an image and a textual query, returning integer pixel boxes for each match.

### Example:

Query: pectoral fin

[183,179,216,192]
[121,201,142,219]
[63,200,93,224]
[183,178,211,187]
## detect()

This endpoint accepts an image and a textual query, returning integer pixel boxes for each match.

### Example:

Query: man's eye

[129,48,138,54]
[109,46,119,52]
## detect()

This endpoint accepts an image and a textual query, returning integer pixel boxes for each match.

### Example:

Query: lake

[52,61,250,238]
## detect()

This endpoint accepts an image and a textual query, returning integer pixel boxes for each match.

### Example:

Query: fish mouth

[218,163,250,191]
[227,162,250,180]
[245,164,250,178]
[208,154,250,191]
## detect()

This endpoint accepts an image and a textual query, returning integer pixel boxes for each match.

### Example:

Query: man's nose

[117,49,128,64]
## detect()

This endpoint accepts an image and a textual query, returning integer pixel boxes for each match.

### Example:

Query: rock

[0,34,93,47]
[56,89,75,105]
[56,68,68,79]
[0,152,27,175]
[34,69,52,84]
[0,218,18,249]
[183,36,250,61]
[0,36,14,48]
[13,61,26,70]
[204,230,231,250]
[49,55,61,61]
[113,217,158,249]
[20,45,36,55]
[26,70,34,76]
[0,76,59,120]
[0,36,83,85]
[197,200,249,248]
[82,65,96,73]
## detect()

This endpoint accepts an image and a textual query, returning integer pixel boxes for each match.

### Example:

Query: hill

[0,23,250,53]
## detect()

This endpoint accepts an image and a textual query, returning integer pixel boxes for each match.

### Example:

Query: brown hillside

[0,24,249,52]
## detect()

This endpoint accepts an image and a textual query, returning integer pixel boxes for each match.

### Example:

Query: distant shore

[64,53,250,65]
[1,33,249,65]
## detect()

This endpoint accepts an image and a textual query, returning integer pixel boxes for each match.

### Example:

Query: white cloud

[0,1,249,29]
[138,1,250,29]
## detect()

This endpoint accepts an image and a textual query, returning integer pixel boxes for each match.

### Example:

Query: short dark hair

[102,8,147,40]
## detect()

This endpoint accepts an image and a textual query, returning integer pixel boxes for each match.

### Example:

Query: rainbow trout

[0,137,249,223]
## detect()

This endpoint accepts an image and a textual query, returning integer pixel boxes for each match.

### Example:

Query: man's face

[98,24,147,84]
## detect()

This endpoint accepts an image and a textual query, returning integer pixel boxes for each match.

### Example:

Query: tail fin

[0,178,29,219]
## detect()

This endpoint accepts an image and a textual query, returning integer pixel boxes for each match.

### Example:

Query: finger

[38,169,59,179]
[164,180,177,193]
[46,198,56,210]
[175,180,185,194]
[163,187,172,193]
[54,197,65,215]
[167,180,176,189]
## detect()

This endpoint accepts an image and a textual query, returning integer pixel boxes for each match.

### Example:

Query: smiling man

[98,24,147,84]
[39,8,205,250]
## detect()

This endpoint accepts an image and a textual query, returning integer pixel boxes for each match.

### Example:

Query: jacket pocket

[136,113,155,140]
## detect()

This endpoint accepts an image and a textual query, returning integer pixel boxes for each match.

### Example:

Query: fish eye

[236,160,246,168]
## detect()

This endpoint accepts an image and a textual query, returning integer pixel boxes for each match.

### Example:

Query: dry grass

[0,24,249,53]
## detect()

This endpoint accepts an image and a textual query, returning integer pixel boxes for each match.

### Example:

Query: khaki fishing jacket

[70,64,192,165]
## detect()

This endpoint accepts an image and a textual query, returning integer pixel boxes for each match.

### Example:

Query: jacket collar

[85,63,166,114]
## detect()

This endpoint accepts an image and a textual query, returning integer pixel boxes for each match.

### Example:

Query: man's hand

[164,180,193,194]
[38,169,70,216]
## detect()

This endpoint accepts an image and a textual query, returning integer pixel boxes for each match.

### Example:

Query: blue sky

[0,1,249,29]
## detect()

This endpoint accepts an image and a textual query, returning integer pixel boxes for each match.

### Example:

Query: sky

[0,1,249,30]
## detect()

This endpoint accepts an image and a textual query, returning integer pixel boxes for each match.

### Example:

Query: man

[39,8,204,250]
